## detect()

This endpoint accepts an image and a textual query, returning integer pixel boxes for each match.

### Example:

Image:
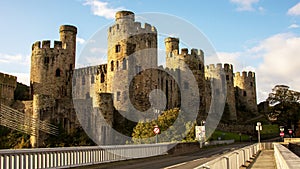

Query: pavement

[249,150,276,169]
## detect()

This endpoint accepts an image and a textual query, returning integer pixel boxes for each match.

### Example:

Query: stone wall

[0,72,17,105]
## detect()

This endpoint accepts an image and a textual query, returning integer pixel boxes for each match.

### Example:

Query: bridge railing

[195,142,273,169]
[274,143,300,169]
[0,143,175,169]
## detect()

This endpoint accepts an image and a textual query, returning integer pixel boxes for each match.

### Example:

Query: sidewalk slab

[250,150,276,169]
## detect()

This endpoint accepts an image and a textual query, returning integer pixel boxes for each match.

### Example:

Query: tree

[131,108,195,144]
[266,85,300,129]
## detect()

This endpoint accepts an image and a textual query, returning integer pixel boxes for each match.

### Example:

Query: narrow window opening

[117,91,121,101]
[44,57,49,64]
[226,75,229,81]
[91,75,95,84]
[115,45,121,53]
[111,61,114,71]
[82,76,85,85]
[122,58,127,70]
[55,68,61,77]
[100,73,105,83]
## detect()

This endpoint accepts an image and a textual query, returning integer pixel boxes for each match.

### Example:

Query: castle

[1,11,258,147]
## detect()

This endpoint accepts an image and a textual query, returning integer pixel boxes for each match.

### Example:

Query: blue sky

[1,0,300,103]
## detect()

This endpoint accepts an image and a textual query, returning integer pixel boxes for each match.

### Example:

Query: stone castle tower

[205,64,237,121]
[165,37,206,122]
[106,11,158,117]
[30,25,77,147]
[234,71,258,115]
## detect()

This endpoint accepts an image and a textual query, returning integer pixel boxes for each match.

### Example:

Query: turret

[165,37,179,56]
[59,25,77,51]
[234,71,258,114]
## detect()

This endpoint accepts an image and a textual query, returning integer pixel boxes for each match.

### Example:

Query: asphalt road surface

[74,143,251,169]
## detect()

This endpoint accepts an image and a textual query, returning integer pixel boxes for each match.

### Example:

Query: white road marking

[163,162,187,169]
[192,158,206,162]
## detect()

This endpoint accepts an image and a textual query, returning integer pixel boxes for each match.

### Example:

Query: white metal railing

[0,143,175,169]
[274,143,300,169]
[195,143,273,169]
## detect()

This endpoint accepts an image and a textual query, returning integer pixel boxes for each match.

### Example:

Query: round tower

[107,11,158,113]
[234,71,258,114]
[164,37,205,123]
[165,37,179,56]
[60,25,77,52]
[223,63,237,121]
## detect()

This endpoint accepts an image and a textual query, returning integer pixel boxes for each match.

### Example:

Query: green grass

[260,124,279,139]
[260,124,279,134]
[209,130,251,142]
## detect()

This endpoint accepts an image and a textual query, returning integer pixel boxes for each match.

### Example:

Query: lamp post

[256,122,262,143]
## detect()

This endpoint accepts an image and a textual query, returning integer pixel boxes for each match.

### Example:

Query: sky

[1,0,300,103]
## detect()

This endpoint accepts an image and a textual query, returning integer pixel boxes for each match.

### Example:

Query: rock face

[14,10,258,146]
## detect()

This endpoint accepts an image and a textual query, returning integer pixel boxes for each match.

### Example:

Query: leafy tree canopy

[131,108,196,144]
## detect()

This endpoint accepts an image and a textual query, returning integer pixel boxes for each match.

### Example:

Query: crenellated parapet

[0,72,17,86]
[32,40,63,51]
[235,71,255,79]
[205,63,233,72]
[108,11,157,37]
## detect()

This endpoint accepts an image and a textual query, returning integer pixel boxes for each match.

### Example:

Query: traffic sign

[153,126,160,134]
[280,132,284,137]
[289,129,293,134]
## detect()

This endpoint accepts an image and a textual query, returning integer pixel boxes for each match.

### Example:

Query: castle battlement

[108,21,157,35]
[175,48,204,61]
[0,72,17,85]
[235,71,255,78]
[109,11,156,36]
[32,40,64,51]
[206,63,233,71]
[74,64,107,76]
[177,48,204,56]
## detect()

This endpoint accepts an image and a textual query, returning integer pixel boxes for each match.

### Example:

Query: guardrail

[0,143,175,169]
[195,143,273,169]
[274,143,300,169]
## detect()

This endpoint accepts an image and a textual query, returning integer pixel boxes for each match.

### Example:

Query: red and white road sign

[280,132,284,137]
[153,125,160,134]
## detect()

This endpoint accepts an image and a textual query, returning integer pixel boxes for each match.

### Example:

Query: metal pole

[258,129,260,143]
[156,134,158,144]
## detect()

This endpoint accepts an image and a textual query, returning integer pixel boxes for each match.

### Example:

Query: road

[74,143,251,169]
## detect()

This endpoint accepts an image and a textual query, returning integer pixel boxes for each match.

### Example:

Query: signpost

[195,125,205,148]
[288,129,293,138]
[153,125,160,143]
[256,122,262,143]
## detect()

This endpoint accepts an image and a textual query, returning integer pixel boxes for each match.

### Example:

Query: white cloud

[83,0,125,19]
[76,37,86,44]
[288,24,299,29]
[287,2,300,16]
[0,53,22,63]
[250,33,300,102]
[230,0,260,11]
[209,33,300,103]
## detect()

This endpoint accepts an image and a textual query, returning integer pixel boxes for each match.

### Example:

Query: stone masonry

[3,10,258,146]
